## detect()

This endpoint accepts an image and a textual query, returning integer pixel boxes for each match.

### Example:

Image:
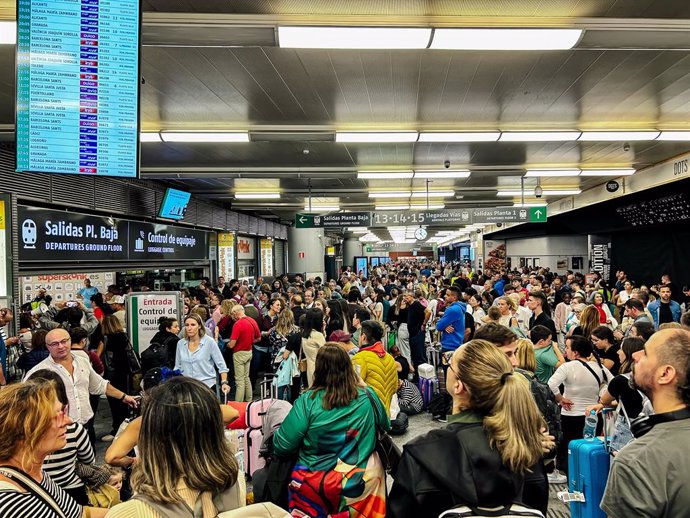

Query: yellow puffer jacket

[352,342,399,416]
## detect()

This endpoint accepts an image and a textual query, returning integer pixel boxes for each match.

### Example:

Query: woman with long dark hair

[274,343,389,517]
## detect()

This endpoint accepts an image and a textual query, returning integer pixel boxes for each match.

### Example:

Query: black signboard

[128,221,209,261]
[18,206,210,262]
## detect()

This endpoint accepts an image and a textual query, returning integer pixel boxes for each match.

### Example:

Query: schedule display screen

[16,0,140,178]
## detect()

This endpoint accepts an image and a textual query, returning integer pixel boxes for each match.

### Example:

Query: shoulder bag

[364,390,402,477]
[0,466,67,518]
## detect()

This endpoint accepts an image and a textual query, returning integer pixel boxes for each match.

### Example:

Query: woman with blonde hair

[515,338,537,373]
[388,339,545,518]
[496,296,519,328]
[0,381,108,517]
[105,377,243,517]
[569,305,600,340]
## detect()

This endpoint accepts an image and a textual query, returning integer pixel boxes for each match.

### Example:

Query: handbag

[0,466,68,518]
[297,343,307,373]
[364,390,402,477]
[87,483,121,508]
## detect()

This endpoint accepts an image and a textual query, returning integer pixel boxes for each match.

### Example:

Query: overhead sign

[218,232,235,280]
[472,207,547,224]
[295,212,370,228]
[126,292,181,354]
[18,206,210,262]
[237,236,256,260]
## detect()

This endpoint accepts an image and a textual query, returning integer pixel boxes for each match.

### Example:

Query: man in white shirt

[24,328,137,440]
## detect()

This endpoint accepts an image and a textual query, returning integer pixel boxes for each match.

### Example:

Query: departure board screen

[16,0,140,178]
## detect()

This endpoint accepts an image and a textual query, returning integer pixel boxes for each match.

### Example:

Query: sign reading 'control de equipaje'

[18,206,210,262]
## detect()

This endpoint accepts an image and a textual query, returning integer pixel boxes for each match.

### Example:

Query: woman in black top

[325,299,345,337]
[591,325,621,375]
[149,317,181,368]
[101,315,133,438]
[586,337,646,418]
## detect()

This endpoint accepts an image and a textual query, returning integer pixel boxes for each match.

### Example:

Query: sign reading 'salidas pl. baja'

[18,206,210,262]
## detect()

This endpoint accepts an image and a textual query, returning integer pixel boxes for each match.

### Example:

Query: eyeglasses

[47,338,71,348]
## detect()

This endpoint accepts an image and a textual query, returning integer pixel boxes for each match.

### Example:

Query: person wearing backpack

[547,335,612,478]
[388,339,546,518]
[144,317,180,371]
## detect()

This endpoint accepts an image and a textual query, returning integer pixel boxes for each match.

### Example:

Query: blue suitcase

[567,439,610,518]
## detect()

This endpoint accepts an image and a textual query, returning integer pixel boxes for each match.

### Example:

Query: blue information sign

[16,0,141,178]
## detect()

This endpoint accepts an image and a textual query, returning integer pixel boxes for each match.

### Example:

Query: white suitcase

[418,363,436,379]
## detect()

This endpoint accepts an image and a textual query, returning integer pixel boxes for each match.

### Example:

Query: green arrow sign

[529,207,547,222]
[365,246,373,253]
[295,213,315,228]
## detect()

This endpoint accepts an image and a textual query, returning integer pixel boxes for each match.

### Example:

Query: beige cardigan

[302,330,326,387]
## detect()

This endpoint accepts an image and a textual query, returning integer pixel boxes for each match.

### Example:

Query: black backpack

[516,368,562,458]
[140,342,172,373]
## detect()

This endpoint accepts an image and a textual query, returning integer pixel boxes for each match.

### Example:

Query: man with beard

[601,329,690,518]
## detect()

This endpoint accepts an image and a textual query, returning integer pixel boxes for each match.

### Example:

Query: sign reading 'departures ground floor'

[295,207,547,228]
[126,292,182,354]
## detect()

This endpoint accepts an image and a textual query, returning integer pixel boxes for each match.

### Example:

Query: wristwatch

[221,380,229,386]
[119,393,127,401]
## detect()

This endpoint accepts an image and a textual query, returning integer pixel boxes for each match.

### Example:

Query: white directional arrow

[534,210,543,219]
[299,216,308,224]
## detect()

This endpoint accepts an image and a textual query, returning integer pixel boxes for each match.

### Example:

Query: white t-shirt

[548,360,612,417]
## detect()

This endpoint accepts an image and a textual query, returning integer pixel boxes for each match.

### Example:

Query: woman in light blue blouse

[175,314,230,396]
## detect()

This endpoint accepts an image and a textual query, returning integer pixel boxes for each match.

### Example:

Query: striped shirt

[397,379,424,413]
[43,422,94,489]
[0,470,82,518]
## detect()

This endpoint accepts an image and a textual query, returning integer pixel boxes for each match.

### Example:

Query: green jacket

[274,387,390,471]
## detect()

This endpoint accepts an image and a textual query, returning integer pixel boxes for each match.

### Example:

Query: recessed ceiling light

[368,191,412,198]
[578,131,660,141]
[500,131,581,142]
[418,132,499,142]
[375,204,410,211]
[524,169,581,177]
[410,191,455,197]
[234,192,281,199]
[579,169,636,176]
[357,171,414,179]
[140,132,162,142]
[0,22,16,44]
[656,131,690,141]
[430,28,582,50]
[160,132,250,143]
[278,26,432,49]
[414,170,471,179]
[497,189,581,196]
[336,131,419,143]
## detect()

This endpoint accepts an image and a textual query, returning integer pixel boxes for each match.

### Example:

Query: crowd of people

[0,263,688,518]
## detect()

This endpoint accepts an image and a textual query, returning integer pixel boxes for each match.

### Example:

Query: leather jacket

[387,417,524,518]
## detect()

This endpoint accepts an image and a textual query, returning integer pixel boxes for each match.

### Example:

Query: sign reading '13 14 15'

[15,0,140,178]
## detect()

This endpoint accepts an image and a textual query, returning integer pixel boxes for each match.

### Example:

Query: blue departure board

[16,0,140,178]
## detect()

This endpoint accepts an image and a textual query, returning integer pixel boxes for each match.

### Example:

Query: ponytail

[454,340,544,473]
[483,372,544,473]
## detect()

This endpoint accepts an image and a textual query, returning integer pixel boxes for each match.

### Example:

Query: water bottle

[583,410,598,440]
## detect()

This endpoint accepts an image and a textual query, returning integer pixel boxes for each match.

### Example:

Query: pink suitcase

[243,397,271,477]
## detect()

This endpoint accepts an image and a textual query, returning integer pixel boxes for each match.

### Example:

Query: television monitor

[15,0,141,178]
[159,188,191,220]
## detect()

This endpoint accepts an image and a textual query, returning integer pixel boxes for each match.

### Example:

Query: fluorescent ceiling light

[414,170,471,179]
[500,131,581,142]
[410,191,455,197]
[357,171,414,179]
[303,206,340,212]
[497,189,581,196]
[278,26,431,49]
[410,204,445,210]
[368,191,412,198]
[656,131,690,141]
[580,168,635,176]
[578,131,660,141]
[0,22,16,44]
[234,192,280,199]
[418,132,499,142]
[160,132,249,143]
[375,205,410,211]
[430,28,582,50]
[336,131,418,143]
[524,169,581,177]
[513,203,548,207]
[348,227,369,233]
[140,132,162,143]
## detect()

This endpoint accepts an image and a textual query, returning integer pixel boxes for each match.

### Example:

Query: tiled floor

[93,400,571,517]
